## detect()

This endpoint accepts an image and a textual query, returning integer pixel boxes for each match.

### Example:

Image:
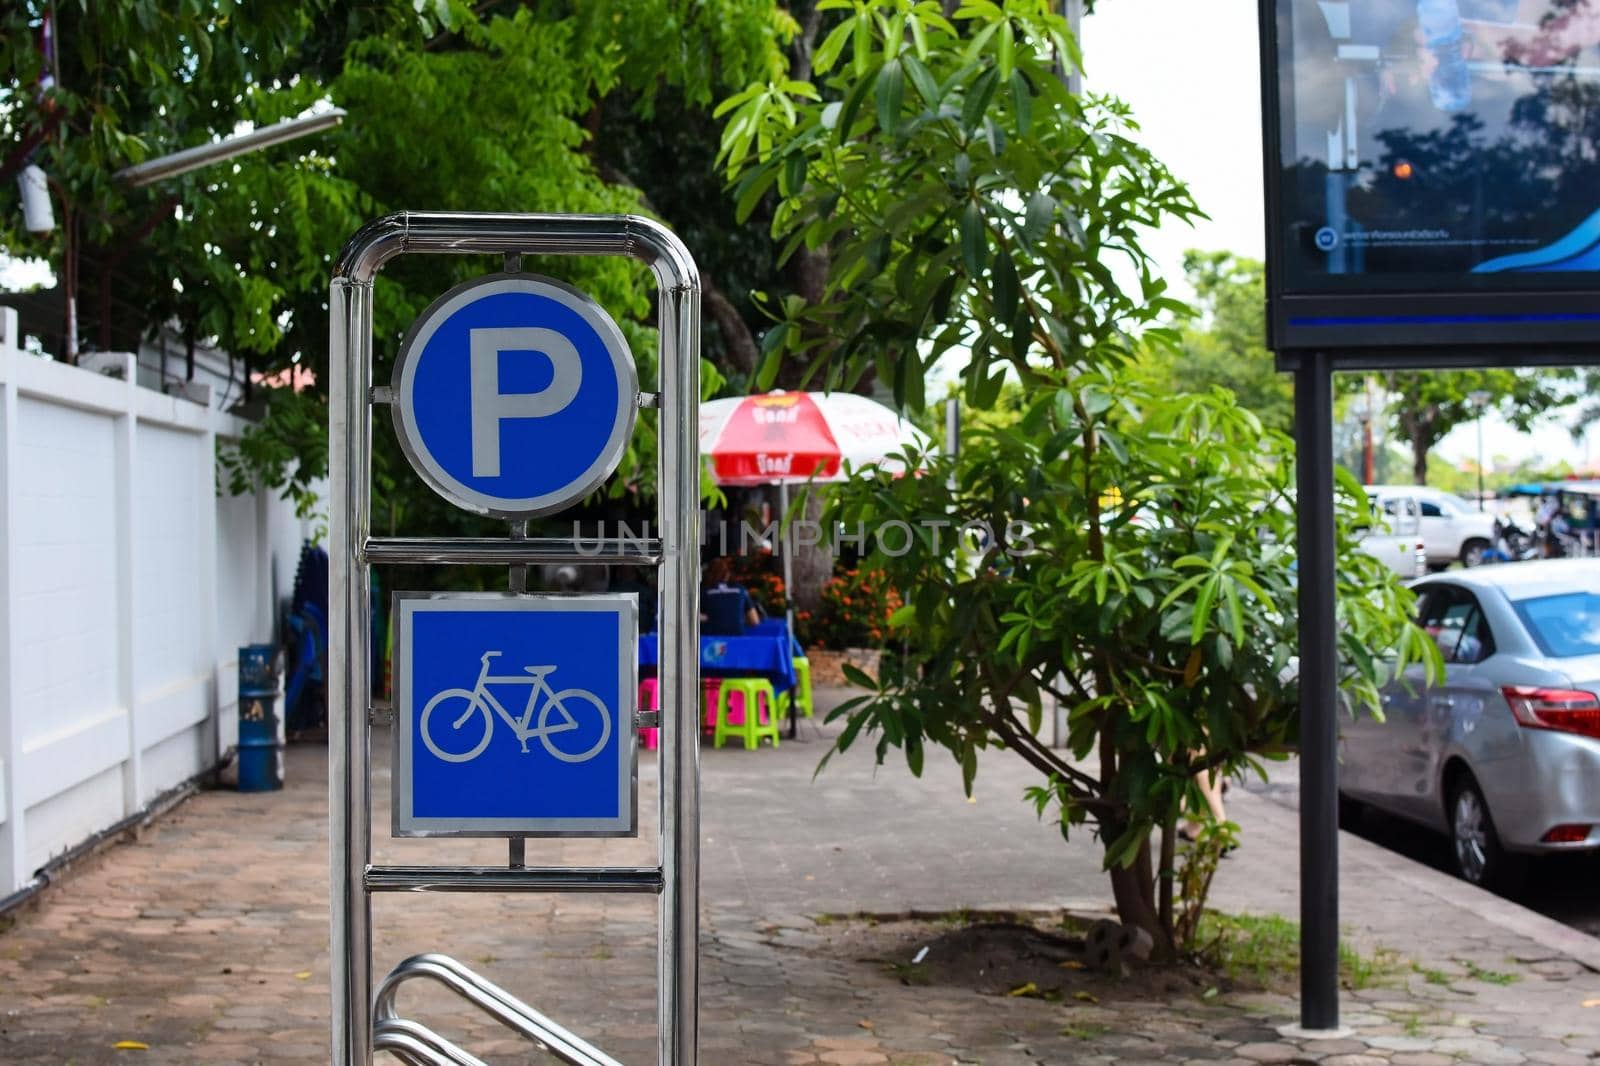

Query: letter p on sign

[469,328,583,477]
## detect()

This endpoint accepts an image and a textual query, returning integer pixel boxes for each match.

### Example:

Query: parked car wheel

[1448,773,1520,890]
[1459,538,1490,568]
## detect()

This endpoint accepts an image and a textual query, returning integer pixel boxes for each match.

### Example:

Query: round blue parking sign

[391,274,638,517]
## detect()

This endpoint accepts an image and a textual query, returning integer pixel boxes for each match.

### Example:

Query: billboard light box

[1262,0,1600,350]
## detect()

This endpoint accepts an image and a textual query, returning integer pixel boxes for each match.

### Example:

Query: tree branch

[1158,805,1177,936]
[990,710,1106,802]
[979,659,1106,799]
[0,109,64,185]
[705,283,759,375]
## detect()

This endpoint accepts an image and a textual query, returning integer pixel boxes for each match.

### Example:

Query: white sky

[1082,1,1587,470]
[0,257,51,290]
[1082,1,1267,292]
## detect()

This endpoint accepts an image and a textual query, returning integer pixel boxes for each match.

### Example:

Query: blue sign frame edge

[389,271,641,517]
[390,590,640,839]
[1257,0,1600,356]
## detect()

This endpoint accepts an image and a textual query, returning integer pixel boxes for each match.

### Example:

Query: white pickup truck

[1364,485,1497,569]
[1355,493,1427,579]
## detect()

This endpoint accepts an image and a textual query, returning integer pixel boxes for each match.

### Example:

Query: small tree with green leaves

[720,0,1438,956]
[822,381,1436,957]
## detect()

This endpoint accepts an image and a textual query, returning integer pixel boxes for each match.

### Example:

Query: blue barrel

[238,644,283,792]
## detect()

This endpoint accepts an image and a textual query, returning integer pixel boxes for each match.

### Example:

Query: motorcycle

[1491,516,1541,563]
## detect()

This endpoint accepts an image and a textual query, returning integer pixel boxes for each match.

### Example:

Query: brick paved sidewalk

[1,689,1597,1064]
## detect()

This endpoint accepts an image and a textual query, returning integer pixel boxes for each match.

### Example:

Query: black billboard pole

[1250,0,1351,1031]
[1292,352,1340,1032]
[1260,0,1600,1034]
[1259,0,1345,1033]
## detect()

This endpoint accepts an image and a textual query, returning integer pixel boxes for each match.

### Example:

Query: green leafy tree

[1381,369,1572,486]
[720,0,1195,408]
[826,379,1435,957]
[4,1,791,533]
[306,0,792,535]
[721,0,1437,955]
[0,1,370,362]
[1142,252,1293,435]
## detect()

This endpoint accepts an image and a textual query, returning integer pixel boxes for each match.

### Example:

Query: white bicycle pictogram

[420,651,611,765]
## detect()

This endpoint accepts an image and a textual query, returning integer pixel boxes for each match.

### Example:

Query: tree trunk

[791,3,823,83]
[790,487,834,615]
[1411,420,1430,485]
[704,283,759,376]
[774,242,833,392]
[1106,835,1175,962]
[1158,810,1177,939]
[765,0,836,626]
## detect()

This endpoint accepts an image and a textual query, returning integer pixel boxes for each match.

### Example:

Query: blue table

[747,618,804,656]
[639,621,798,694]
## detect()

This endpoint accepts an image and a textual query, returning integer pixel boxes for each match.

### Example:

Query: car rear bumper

[1492,732,1600,854]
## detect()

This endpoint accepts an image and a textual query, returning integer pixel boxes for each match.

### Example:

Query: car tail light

[1541,824,1593,844]
[1501,686,1600,740]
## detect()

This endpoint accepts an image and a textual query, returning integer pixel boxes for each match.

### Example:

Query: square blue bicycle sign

[392,593,638,837]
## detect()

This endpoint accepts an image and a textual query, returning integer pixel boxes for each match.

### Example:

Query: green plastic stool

[713,678,779,750]
[779,657,814,720]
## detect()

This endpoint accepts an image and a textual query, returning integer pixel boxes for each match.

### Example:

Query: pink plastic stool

[638,678,660,751]
[702,678,722,734]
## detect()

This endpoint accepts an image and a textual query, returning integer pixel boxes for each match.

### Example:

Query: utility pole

[1361,375,1376,484]
[1469,389,1492,510]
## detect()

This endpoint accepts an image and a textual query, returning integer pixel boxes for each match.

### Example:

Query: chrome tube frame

[330,212,701,1065]
[365,865,664,893]
[376,953,624,1066]
[373,1017,489,1066]
[363,537,664,566]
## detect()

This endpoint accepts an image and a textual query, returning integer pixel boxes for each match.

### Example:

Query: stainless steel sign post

[329,212,701,1065]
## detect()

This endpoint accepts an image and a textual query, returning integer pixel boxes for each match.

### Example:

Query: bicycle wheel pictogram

[536,688,611,763]
[420,688,493,763]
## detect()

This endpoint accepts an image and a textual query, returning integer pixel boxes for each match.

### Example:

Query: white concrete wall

[0,307,321,895]
[132,327,252,409]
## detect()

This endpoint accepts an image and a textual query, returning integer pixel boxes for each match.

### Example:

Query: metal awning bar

[115,108,347,187]
[363,536,662,566]
[373,1018,488,1066]
[376,953,625,1066]
[366,865,664,894]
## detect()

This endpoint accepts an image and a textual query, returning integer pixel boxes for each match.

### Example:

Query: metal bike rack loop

[329,212,702,1064]
[373,1016,487,1066]
[375,953,623,1066]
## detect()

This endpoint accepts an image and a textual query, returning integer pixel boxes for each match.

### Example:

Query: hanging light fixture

[17,163,54,234]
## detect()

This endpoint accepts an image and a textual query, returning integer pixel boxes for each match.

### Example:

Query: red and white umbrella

[699,390,929,486]
[698,391,930,690]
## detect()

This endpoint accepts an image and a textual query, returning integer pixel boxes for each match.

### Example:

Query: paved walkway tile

[1,691,1598,1062]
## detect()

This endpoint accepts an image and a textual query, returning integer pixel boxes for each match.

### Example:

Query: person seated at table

[700,556,760,636]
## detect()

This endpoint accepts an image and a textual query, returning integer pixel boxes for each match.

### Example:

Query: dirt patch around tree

[797,910,1259,1007]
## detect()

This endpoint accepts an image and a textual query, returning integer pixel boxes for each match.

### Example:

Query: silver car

[1339,559,1600,888]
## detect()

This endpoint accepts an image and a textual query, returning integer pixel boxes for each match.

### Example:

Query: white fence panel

[13,397,121,751]
[0,306,322,897]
